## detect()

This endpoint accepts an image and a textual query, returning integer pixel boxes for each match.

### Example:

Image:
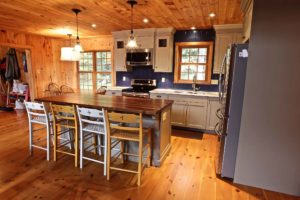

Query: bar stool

[24,101,52,161]
[76,106,108,175]
[106,111,152,186]
[51,104,78,167]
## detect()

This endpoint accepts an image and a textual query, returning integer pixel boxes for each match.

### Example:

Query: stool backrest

[106,112,142,133]
[24,101,49,124]
[50,104,77,128]
[77,106,106,130]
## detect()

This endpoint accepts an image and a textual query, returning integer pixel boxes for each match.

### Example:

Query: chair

[77,106,108,175]
[24,101,52,161]
[48,83,61,96]
[51,104,78,167]
[106,111,152,186]
[60,85,75,94]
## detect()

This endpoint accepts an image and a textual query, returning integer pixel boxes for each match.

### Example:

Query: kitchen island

[36,93,173,167]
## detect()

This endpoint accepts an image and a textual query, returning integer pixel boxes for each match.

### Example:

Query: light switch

[161,77,166,83]
[122,76,126,81]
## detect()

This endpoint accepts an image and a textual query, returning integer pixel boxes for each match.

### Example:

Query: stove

[122,79,157,98]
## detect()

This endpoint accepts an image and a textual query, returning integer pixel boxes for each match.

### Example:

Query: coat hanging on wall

[5,48,20,82]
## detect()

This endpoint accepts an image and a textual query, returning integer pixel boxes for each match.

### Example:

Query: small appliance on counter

[122,79,156,98]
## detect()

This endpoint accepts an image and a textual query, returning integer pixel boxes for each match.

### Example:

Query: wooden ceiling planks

[0,0,243,38]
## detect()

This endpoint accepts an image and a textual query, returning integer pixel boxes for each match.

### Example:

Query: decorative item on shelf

[60,34,80,61]
[72,8,83,53]
[126,0,138,49]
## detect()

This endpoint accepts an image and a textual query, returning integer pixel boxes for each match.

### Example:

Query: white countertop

[106,86,131,91]
[149,89,219,98]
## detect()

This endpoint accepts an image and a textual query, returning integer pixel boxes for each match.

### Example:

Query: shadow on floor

[171,128,204,140]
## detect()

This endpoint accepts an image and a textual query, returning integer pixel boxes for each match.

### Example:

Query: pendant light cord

[131,4,133,34]
[76,12,79,40]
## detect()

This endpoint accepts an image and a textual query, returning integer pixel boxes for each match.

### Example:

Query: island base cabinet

[186,104,207,129]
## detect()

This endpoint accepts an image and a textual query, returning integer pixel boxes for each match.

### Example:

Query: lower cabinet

[186,102,207,129]
[171,102,187,127]
[206,98,222,131]
[150,93,221,132]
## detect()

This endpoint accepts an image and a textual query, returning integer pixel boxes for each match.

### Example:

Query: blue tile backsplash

[116,29,219,92]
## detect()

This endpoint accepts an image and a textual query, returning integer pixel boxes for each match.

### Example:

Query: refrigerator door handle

[219,55,227,103]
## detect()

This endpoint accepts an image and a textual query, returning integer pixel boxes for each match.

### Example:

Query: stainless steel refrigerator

[215,43,249,179]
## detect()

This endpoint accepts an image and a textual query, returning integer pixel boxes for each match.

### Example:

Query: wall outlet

[211,79,218,85]
[122,76,126,81]
[161,77,166,83]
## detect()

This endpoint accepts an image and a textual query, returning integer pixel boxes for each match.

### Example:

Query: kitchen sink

[173,90,184,93]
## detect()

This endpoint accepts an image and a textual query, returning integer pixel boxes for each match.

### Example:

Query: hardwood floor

[0,110,299,200]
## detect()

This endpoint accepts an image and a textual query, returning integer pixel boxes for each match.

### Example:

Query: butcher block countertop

[36,93,173,116]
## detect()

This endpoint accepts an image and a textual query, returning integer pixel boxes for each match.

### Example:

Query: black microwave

[126,49,153,66]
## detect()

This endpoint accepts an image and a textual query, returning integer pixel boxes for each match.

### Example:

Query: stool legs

[107,136,111,181]
[75,128,78,167]
[29,122,33,156]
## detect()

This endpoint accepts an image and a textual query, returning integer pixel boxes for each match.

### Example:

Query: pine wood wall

[0,30,113,98]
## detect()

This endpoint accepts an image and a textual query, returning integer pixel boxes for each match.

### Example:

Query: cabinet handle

[112,92,116,95]
[157,95,161,98]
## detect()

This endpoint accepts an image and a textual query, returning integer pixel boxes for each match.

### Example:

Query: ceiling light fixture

[91,24,97,28]
[143,18,149,23]
[191,26,196,30]
[60,34,80,61]
[72,8,83,52]
[126,0,138,49]
[209,12,216,18]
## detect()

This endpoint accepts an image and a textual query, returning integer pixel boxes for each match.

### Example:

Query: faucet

[192,74,199,93]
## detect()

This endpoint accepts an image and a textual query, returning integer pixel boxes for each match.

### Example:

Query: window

[174,42,213,84]
[78,51,113,92]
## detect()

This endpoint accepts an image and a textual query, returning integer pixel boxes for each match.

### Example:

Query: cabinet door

[114,40,126,71]
[206,99,222,131]
[213,34,234,74]
[171,102,187,127]
[154,36,173,72]
[186,102,207,129]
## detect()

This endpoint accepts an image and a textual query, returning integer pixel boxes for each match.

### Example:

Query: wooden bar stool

[76,106,108,175]
[105,111,152,186]
[51,104,78,167]
[24,101,52,161]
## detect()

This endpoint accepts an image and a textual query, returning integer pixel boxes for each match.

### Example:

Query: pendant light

[61,34,75,61]
[72,8,83,52]
[126,0,138,49]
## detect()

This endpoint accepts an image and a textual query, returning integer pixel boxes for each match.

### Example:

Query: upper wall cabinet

[154,28,175,72]
[241,0,254,43]
[112,29,155,72]
[213,24,243,74]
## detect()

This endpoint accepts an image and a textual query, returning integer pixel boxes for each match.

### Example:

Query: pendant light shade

[60,34,80,61]
[126,0,138,49]
[72,8,83,52]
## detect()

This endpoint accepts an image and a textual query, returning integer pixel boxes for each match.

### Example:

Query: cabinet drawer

[168,95,187,103]
[187,99,207,107]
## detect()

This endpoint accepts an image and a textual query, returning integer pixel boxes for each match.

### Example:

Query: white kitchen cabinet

[241,0,253,42]
[206,98,222,131]
[186,100,208,129]
[171,102,187,127]
[154,28,175,72]
[213,24,243,74]
[114,39,126,72]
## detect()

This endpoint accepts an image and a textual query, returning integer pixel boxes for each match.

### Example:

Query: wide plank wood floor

[0,110,299,200]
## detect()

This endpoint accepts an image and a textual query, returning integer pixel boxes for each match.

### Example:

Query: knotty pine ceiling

[0,0,243,38]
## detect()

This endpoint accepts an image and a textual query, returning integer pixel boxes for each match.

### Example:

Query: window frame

[174,41,214,84]
[77,50,114,92]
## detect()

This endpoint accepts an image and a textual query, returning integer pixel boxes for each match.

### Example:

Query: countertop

[36,93,173,116]
[149,89,219,98]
